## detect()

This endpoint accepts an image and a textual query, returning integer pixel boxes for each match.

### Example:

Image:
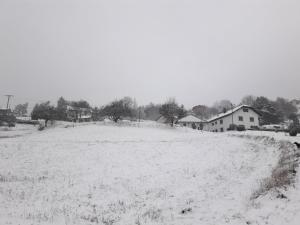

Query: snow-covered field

[0,122,299,225]
[0,124,37,138]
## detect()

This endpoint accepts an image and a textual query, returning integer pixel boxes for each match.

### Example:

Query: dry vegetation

[232,134,300,199]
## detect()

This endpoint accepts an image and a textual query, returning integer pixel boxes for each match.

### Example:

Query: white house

[177,114,203,130]
[203,105,260,132]
[66,105,92,122]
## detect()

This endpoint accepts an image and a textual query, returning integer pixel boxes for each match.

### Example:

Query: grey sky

[0,0,299,109]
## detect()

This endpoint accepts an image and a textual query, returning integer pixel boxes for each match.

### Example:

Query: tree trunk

[170,119,174,127]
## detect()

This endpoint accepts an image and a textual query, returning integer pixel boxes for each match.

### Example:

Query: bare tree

[192,105,218,120]
[13,103,29,117]
[213,100,233,113]
[240,95,257,106]
[159,98,183,126]
[102,98,134,122]
[144,103,161,121]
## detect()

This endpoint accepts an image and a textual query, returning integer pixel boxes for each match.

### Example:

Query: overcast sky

[0,0,299,109]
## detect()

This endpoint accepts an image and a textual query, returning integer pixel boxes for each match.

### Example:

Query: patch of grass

[0,173,48,183]
[142,207,163,222]
[251,141,300,199]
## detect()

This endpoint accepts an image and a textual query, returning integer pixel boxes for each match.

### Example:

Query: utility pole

[231,103,234,126]
[138,107,141,122]
[4,95,14,109]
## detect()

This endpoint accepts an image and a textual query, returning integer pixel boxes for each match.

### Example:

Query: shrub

[227,124,237,131]
[38,124,45,131]
[236,125,246,131]
[250,126,260,130]
[192,123,196,129]
[289,126,298,136]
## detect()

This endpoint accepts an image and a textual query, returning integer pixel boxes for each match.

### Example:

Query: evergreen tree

[31,101,57,127]
[56,97,68,120]
[253,96,283,124]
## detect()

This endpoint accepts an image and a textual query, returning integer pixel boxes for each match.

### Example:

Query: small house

[66,106,92,122]
[177,115,203,130]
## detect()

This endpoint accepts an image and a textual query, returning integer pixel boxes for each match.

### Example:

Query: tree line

[12,95,299,127]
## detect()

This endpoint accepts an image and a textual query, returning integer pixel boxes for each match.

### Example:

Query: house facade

[66,106,92,122]
[177,114,203,130]
[203,105,260,132]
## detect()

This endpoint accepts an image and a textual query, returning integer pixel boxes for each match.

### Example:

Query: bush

[236,125,246,131]
[250,126,260,130]
[38,125,45,131]
[227,124,237,131]
[289,127,298,136]
[192,123,196,129]
[8,123,15,127]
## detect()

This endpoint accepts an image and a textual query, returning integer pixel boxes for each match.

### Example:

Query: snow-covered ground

[0,124,37,138]
[0,122,299,225]
[243,130,300,143]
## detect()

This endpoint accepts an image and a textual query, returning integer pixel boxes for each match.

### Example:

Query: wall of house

[203,108,259,132]
[178,122,202,129]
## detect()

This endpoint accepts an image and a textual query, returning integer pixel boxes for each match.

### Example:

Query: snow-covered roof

[67,105,91,111]
[206,105,259,122]
[178,115,203,123]
[80,115,92,119]
[156,116,169,123]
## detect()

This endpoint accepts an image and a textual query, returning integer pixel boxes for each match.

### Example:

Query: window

[250,117,254,122]
[212,123,214,126]
[243,108,249,112]
[220,119,223,124]
[215,121,217,125]
[220,128,224,132]
[238,116,243,121]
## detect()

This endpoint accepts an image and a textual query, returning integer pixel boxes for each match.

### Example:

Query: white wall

[178,121,202,129]
[203,108,259,132]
